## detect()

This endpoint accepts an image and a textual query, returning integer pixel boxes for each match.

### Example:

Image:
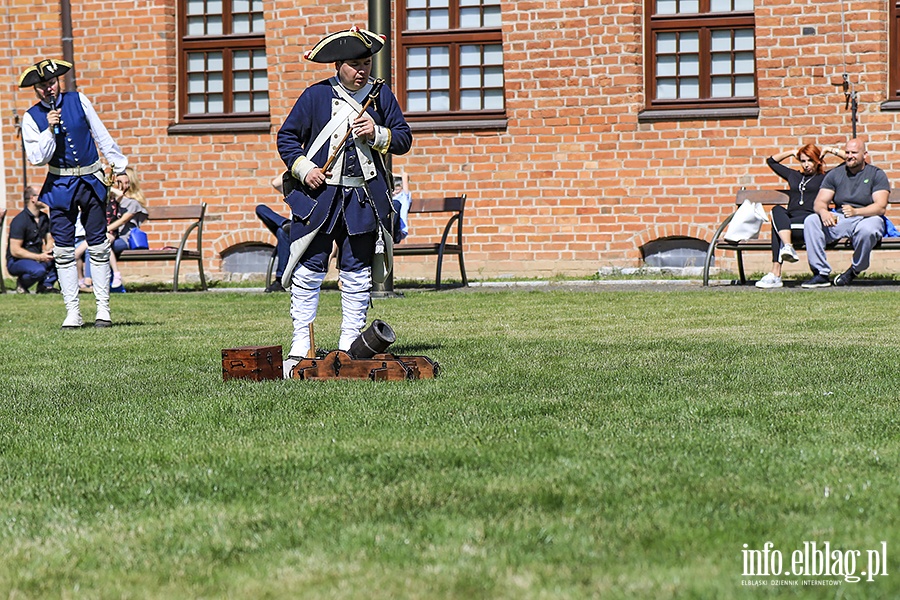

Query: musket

[321,78,385,173]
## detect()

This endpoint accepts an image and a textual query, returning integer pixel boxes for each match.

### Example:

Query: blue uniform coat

[276,78,412,245]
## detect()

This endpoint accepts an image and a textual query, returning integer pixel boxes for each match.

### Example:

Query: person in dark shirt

[6,185,58,294]
[756,144,843,288]
[802,138,891,288]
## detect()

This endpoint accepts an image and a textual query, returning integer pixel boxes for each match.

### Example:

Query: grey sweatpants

[803,213,884,275]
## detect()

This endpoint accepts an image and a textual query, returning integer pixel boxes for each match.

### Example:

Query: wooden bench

[117,203,207,291]
[702,189,900,285]
[394,194,467,290]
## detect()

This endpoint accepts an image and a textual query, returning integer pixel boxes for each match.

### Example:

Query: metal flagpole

[369,0,402,298]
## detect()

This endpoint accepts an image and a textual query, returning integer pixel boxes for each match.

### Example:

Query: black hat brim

[18,59,72,88]
[304,29,384,63]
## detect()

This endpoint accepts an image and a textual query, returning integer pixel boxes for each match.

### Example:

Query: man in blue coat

[277,27,412,360]
[19,59,128,328]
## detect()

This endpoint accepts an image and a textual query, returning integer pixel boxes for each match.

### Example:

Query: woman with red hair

[756,144,845,288]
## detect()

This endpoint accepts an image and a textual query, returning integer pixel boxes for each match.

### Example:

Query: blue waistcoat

[28,92,107,210]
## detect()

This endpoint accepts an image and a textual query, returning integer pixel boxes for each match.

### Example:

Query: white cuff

[291,156,317,184]
[371,126,391,154]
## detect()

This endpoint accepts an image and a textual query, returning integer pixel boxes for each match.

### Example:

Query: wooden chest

[222,345,283,381]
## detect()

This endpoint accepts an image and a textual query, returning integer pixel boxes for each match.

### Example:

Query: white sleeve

[80,93,128,174]
[21,110,57,166]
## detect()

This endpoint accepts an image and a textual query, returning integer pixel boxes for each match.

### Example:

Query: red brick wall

[3,0,899,282]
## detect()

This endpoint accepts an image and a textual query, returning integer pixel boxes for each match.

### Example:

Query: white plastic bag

[723,200,769,242]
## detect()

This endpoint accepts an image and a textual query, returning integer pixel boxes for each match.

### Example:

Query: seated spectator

[392,171,411,242]
[6,185,58,294]
[802,138,891,288]
[259,173,339,292]
[106,166,149,290]
[756,144,843,288]
[256,174,291,293]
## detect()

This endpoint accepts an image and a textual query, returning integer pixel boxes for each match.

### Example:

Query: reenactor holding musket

[277,27,412,364]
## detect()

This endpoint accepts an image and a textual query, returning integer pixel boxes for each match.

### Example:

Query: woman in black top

[756,144,845,288]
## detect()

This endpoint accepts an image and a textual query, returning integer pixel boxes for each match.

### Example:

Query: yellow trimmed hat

[18,59,72,88]
[304,26,385,63]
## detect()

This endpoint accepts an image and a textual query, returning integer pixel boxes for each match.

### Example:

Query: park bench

[117,203,207,291]
[702,189,900,285]
[263,195,468,290]
[394,194,468,290]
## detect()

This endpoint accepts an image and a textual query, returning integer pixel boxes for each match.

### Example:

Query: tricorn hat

[18,59,72,88]
[304,26,385,63]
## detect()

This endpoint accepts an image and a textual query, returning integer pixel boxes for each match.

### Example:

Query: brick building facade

[2,0,899,283]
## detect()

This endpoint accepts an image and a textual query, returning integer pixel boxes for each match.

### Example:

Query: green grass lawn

[1,287,898,599]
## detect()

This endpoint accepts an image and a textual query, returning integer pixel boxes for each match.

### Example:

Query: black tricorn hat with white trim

[18,59,73,88]
[304,26,385,63]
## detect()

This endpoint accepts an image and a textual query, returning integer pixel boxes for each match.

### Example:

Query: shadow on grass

[63,320,155,328]
[393,280,467,291]
[113,282,215,293]
[744,276,900,289]
[107,320,156,327]
[80,278,469,295]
